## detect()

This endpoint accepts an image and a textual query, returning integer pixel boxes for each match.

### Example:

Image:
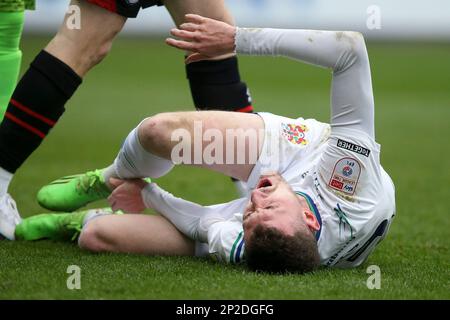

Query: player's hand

[107,178,148,213]
[166,14,237,64]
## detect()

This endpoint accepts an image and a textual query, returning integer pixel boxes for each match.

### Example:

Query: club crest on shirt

[329,157,361,195]
[281,123,308,145]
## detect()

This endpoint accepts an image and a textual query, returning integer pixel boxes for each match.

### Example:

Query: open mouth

[257,178,272,189]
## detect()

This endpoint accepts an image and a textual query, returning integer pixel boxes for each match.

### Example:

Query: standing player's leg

[0,1,31,216]
[165,0,253,112]
[0,0,126,209]
[44,1,127,77]
[165,0,254,196]
[0,10,24,119]
[0,0,35,118]
[35,0,253,211]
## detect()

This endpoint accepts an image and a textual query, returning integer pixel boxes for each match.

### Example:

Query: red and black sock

[0,50,82,173]
[186,56,254,113]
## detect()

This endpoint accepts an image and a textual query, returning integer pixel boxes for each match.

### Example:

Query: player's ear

[304,210,320,231]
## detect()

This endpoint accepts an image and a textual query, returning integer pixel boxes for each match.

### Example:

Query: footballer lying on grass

[0,14,396,273]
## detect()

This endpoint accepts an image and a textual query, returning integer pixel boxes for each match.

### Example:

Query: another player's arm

[167,15,374,138]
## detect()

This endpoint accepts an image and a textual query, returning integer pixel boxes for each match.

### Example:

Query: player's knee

[78,221,110,253]
[138,113,183,151]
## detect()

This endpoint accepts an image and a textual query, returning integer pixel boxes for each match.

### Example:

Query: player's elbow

[334,31,368,72]
[337,31,365,45]
[344,31,365,41]
[348,31,367,54]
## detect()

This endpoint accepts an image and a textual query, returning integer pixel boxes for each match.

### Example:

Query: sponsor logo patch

[281,123,308,145]
[337,139,370,157]
[329,157,361,195]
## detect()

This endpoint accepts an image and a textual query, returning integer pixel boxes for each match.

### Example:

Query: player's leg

[0,0,126,205]
[36,0,254,210]
[164,0,254,195]
[45,0,127,77]
[165,0,253,113]
[0,0,35,118]
[78,213,194,256]
[0,11,24,119]
[127,111,265,181]
[0,3,28,213]
[0,202,193,257]
[37,110,264,211]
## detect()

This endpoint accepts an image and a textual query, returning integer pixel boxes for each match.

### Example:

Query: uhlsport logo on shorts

[281,123,308,145]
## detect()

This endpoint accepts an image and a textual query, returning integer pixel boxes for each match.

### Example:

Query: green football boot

[15,208,117,242]
[37,169,111,212]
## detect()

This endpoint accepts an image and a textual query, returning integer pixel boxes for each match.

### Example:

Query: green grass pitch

[0,37,449,299]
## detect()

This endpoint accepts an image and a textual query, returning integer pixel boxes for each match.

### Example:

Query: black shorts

[87,0,163,18]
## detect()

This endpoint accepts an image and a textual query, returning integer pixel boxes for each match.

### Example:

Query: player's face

[243,172,315,239]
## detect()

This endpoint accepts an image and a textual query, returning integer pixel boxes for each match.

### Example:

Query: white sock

[113,126,174,179]
[0,167,13,197]
[102,164,117,190]
[82,209,113,227]
[78,208,113,247]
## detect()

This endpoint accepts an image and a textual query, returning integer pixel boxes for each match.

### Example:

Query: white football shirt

[142,27,396,268]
